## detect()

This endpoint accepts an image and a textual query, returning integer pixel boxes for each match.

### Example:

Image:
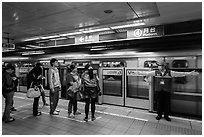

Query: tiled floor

[2,92,202,135]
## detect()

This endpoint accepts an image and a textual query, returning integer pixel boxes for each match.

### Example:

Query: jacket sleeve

[48,68,54,89]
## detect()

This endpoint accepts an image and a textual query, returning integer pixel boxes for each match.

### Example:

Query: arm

[136,70,155,77]
[48,68,54,90]
[171,70,199,77]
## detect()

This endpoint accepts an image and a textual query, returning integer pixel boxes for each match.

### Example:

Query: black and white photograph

[2,1,202,135]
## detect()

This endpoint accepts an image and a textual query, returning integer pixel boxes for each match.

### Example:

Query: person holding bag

[27,66,43,116]
[82,64,101,122]
[66,64,81,118]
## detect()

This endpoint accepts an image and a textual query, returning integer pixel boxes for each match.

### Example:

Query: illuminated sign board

[127,25,164,38]
[75,34,99,44]
[103,70,122,75]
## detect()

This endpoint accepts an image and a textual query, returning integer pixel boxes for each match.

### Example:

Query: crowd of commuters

[2,59,199,123]
[2,58,101,123]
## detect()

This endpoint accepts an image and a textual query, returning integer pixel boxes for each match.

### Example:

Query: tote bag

[27,82,41,98]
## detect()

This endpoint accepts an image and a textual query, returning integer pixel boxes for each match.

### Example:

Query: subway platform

[2,92,202,135]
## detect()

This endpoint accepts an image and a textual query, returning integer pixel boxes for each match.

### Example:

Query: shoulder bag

[27,82,41,98]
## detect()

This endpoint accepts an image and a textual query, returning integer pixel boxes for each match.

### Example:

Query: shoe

[43,103,49,106]
[83,117,88,122]
[164,116,171,121]
[33,112,42,116]
[10,107,17,111]
[156,115,162,120]
[4,117,15,123]
[74,111,81,115]
[68,113,75,118]
[50,111,59,115]
[91,116,96,121]
[55,110,60,112]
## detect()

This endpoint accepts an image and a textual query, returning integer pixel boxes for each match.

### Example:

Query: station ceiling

[2,2,202,59]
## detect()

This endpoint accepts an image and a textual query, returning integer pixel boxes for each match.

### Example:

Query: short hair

[50,58,58,66]
[5,63,15,70]
[70,64,76,72]
[31,66,42,77]
[36,62,43,67]
[84,63,90,70]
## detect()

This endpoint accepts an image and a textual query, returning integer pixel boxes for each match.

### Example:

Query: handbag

[27,82,41,98]
[76,91,83,101]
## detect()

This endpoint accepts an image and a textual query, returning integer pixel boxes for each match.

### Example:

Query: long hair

[88,68,94,79]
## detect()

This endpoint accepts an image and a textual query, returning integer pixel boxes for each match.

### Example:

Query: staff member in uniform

[139,62,199,121]
[48,58,61,115]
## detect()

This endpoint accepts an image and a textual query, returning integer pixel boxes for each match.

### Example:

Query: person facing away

[35,62,49,106]
[82,64,101,122]
[66,64,82,118]
[48,58,61,115]
[2,63,16,123]
[27,66,44,116]
[139,62,199,121]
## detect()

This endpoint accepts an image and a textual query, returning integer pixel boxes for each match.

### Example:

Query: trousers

[84,97,97,118]
[49,87,60,113]
[3,91,14,121]
[156,90,171,117]
[68,93,77,114]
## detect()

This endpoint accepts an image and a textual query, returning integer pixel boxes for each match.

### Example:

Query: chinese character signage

[75,34,99,44]
[127,25,164,38]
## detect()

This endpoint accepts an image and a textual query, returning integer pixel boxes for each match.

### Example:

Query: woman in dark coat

[27,66,43,116]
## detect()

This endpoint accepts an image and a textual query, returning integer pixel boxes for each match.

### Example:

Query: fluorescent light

[50,37,67,41]
[22,51,45,55]
[41,35,60,39]
[90,47,110,51]
[24,37,40,41]
[60,32,83,36]
[83,28,110,33]
[25,45,41,48]
[110,22,145,29]
[36,40,50,43]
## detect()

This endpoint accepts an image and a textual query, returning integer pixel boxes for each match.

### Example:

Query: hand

[191,71,199,76]
[12,77,17,81]
[51,88,55,94]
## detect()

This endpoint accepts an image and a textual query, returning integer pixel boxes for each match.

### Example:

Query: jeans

[49,87,60,114]
[68,93,77,114]
[33,96,40,115]
[3,91,14,121]
[85,97,97,118]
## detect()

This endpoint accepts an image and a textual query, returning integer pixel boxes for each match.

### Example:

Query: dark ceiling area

[2,2,202,60]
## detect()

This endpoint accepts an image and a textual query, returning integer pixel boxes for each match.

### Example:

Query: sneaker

[83,117,88,122]
[50,111,59,115]
[91,116,96,121]
[164,116,171,121]
[10,107,17,111]
[33,112,42,116]
[4,117,15,123]
[74,111,81,115]
[68,113,75,118]
[55,110,60,112]
[156,115,162,120]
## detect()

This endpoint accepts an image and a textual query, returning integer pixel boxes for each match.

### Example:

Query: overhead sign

[103,70,122,76]
[75,34,99,44]
[127,25,164,38]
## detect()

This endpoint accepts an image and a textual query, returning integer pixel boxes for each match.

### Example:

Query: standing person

[10,71,18,112]
[82,64,101,122]
[35,63,49,106]
[2,63,16,123]
[48,58,61,115]
[66,64,81,118]
[139,62,199,121]
[27,66,43,116]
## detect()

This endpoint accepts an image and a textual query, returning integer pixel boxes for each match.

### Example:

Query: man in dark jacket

[2,64,16,123]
